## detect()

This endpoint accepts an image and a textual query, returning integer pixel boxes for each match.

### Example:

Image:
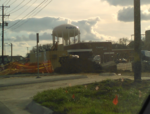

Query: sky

[0,0,150,57]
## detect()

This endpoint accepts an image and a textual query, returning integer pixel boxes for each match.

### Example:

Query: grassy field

[33,79,150,114]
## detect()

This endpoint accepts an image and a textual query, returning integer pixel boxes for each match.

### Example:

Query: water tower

[52,24,81,46]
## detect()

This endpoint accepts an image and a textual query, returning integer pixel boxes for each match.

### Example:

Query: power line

[6,0,47,30]
[5,0,11,6]
[0,0,10,11]
[10,0,33,14]
[9,0,37,21]
[3,0,10,6]
[5,0,17,13]
[2,0,9,5]
[7,0,25,14]
[12,0,53,30]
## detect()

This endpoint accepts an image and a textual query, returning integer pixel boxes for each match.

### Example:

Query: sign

[66,27,76,29]
[104,52,114,54]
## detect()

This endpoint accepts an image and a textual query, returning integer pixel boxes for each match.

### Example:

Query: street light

[4,43,13,62]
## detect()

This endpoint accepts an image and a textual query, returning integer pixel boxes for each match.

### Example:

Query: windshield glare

[0,0,149,114]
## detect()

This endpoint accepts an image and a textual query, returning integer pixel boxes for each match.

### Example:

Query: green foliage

[33,79,150,114]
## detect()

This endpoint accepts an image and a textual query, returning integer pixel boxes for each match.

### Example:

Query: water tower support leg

[74,36,75,44]
[57,37,59,44]
[65,39,68,46]
[52,35,55,46]
[69,38,71,45]
[62,38,64,45]
[78,34,80,43]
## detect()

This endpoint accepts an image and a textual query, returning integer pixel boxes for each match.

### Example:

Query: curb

[0,75,87,87]
[0,73,58,78]
[0,101,14,114]
[26,101,53,114]
[99,73,116,76]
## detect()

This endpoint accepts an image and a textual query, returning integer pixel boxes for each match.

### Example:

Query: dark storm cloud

[102,0,150,6]
[118,7,150,22]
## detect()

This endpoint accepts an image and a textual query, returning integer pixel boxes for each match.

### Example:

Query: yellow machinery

[29,42,69,70]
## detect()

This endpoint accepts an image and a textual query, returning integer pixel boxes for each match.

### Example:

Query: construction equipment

[54,55,103,74]
[51,41,58,51]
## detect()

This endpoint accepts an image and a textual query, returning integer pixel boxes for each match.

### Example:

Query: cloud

[7,17,71,32]
[72,17,102,41]
[5,16,116,42]
[3,16,119,57]
[5,32,53,42]
[102,0,150,6]
[117,7,150,22]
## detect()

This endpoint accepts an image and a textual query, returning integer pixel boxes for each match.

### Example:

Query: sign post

[36,33,40,78]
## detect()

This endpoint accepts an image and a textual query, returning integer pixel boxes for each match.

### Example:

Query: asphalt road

[0,74,150,114]
[0,101,14,114]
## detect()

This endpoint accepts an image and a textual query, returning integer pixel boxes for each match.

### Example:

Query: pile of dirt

[54,58,103,74]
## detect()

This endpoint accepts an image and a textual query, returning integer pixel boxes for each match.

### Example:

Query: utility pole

[11,43,12,62]
[36,33,40,78]
[134,0,141,82]
[0,5,10,64]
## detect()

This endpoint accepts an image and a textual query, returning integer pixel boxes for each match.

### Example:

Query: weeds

[33,79,150,114]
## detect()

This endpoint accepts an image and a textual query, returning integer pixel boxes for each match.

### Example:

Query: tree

[128,40,145,49]
[29,43,52,54]
[112,43,128,49]
[119,38,129,46]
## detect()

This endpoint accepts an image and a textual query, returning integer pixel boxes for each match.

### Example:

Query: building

[112,49,134,62]
[63,42,134,63]
[64,42,114,63]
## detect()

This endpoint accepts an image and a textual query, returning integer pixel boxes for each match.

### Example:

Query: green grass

[33,79,150,114]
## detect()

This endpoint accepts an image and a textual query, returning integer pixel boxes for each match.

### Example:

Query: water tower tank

[145,30,150,42]
[52,24,80,45]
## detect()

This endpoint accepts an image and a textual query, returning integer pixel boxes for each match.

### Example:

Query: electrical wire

[0,0,9,11]
[5,0,18,13]
[10,0,37,20]
[5,0,10,6]
[2,0,9,5]
[7,0,25,14]
[9,0,32,14]
[2,0,52,35]
[12,0,53,30]
[6,0,47,30]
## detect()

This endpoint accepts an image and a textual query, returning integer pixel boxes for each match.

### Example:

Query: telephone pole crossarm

[0,14,10,16]
[0,6,10,8]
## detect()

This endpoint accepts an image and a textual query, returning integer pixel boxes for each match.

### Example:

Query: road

[0,74,150,114]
